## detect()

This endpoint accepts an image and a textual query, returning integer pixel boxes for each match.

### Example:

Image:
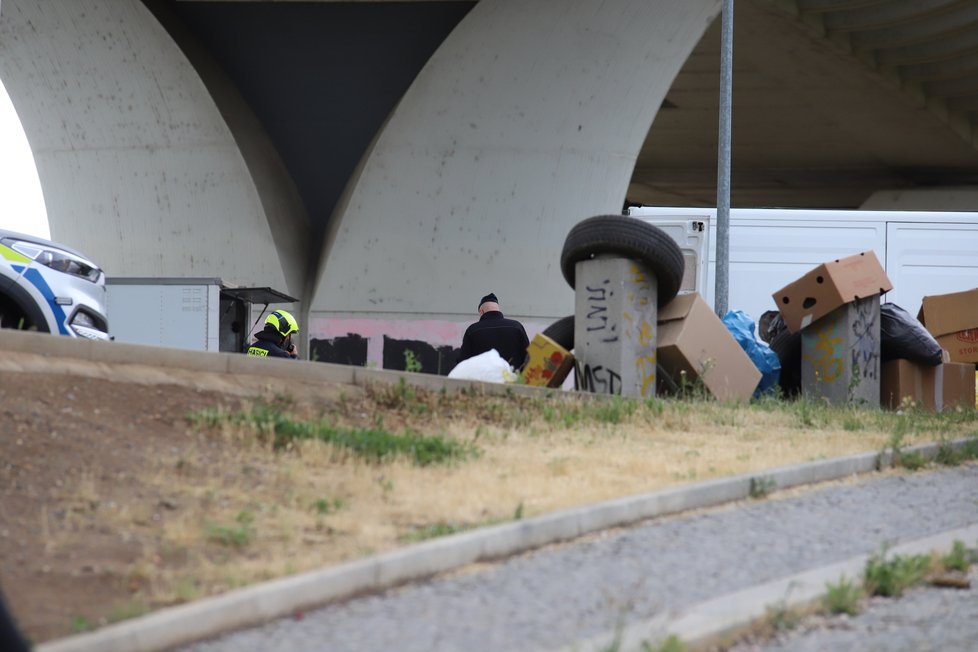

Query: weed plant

[748,476,776,499]
[206,511,255,548]
[941,540,973,573]
[822,575,861,616]
[863,545,932,597]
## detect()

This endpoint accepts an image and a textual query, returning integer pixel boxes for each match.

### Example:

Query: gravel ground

[182,464,978,652]
[730,568,978,652]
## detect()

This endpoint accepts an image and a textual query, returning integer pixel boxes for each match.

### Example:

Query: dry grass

[41,383,978,616]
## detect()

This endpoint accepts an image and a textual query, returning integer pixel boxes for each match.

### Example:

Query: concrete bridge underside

[1,0,977,369]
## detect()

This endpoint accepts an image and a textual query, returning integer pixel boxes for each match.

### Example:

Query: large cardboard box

[522,333,574,388]
[772,251,892,333]
[656,293,761,401]
[918,288,978,363]
[880,360,976,411]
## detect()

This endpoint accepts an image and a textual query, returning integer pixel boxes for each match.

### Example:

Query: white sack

[447,349,517,383]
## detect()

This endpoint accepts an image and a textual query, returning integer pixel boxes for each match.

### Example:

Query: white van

[626,206,978,325]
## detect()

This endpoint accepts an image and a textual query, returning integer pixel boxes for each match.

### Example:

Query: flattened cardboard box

[918,287,978,364]
[523,333,574,388]
[656,293,760,402]
[773,251,892,333]
[880,360,976,412]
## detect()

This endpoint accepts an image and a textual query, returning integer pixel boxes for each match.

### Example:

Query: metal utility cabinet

[105,277,296,352]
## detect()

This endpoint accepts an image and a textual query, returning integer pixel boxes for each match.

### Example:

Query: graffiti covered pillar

[574,257,658,397]
[801,296,881,406]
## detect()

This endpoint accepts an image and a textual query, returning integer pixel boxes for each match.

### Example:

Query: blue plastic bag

[722,310,781,398]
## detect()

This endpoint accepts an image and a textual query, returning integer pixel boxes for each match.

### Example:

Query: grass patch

[206,511,255,548]
[402,502,526,542]
[70,615,93,633]
[312,497,346,515]
[191,403,477,466]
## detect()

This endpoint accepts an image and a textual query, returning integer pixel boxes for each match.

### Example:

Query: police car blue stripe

[20,267,70,335]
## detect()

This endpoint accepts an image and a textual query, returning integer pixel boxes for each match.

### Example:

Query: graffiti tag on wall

[804,312,844,383]
[851,298,880,380]
[585,280,619,343]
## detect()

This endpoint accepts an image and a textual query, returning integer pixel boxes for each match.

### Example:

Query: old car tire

[560,214,685,304]
[542,315,575,351]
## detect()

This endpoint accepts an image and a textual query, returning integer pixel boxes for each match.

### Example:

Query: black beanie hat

[479,292,498,309]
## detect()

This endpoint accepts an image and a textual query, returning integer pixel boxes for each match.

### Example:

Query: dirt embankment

[2,351,971,645]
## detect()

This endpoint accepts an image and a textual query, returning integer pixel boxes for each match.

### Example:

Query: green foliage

[880,428,928,471]
[109,601,150,623]
[513,501,524,520]
[191,402,477,466]
[207,510,255,548]
[765,601,802,633]
[863,545,931,597]
[942,540,973,573]
[591,396,639,424]
[403,521,473,542]
[70,615,93,633]
[749,476,776,499]
[641,635,685,652]
[935,437,978,466]
[312,497,346,515]
[822,575,861,616]
[794,397,822,428]
[894,451,928,471]
[403,502,527,542]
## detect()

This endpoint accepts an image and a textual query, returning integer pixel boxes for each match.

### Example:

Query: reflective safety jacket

[247,330,294,359]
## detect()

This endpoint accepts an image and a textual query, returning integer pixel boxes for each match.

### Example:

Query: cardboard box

[772,251,892,333]
[918,287,978,363]
[656,293,761,401]
[523,333,574,388]
[880,360,976,411]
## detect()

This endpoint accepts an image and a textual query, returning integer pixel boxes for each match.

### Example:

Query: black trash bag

[758,310,781,344]
[880,302,943,366]
[764,312,801,398]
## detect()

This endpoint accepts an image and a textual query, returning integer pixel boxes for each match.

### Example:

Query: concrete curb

[34,436,975,652]
[562,522,978,652]
[0,329,559,399]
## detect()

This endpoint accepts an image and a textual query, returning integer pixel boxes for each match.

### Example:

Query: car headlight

[1,237,102,283]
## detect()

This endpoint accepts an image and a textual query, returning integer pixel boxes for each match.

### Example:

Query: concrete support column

[574,257,657,398]
[312,0,722,325]
[0,0,303,298]
[801,296,881,406]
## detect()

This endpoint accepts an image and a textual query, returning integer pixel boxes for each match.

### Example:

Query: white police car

[0,229,110,340]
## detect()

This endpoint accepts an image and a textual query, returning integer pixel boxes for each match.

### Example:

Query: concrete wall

[0,0,302,298]
[313,0,722,329]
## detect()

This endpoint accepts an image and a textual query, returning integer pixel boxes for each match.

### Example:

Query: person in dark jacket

[247,309,299,359]
[457,293,530,368]
[0,587,29,652]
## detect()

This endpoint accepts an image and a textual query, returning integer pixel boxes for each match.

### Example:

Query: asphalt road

[182,464,978,652]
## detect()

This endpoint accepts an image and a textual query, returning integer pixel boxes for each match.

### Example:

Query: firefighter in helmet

[247,309,299,359]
